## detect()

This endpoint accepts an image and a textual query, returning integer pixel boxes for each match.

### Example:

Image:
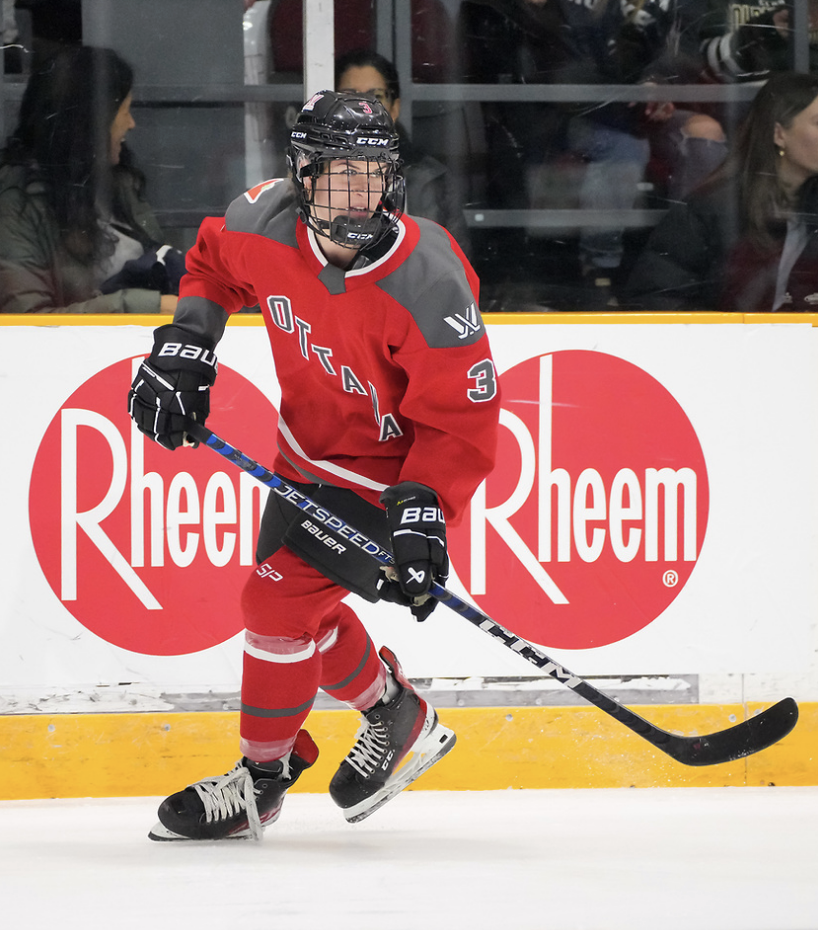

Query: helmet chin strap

[296,205,380,250]
[329,214,381,248]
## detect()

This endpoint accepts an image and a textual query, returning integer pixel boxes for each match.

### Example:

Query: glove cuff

[380,481,438,509]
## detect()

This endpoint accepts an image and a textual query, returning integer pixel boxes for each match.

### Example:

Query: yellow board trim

[483,311,818,326]
[1,703,814,800]
[1,312,817,327]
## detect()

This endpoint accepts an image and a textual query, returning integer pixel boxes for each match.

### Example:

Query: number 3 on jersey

[468,359,497,403]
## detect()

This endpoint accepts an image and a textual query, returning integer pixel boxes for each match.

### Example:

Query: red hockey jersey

[178,179,500,523]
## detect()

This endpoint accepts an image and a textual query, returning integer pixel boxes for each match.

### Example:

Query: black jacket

[626,178,818,312]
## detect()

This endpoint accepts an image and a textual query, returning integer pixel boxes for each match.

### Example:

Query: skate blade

[148,822,245,843]
[342,724,456,824]
[147,811,280,842]
[148,821,204,842]
[148,821,256,841]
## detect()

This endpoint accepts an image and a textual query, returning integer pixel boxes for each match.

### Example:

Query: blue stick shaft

[183,421,799,765]
[186,422,581,680]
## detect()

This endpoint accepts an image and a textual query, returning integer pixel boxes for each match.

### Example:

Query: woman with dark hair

[0,45,182,313]
[627,71,818,312]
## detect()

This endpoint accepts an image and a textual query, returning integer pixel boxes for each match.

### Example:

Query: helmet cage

[292,152,404,249]
[287,92,404,249]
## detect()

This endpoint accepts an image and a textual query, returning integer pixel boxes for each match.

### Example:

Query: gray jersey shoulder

[379,217,485,349]
[225,179,299,248]
[174,180,298,342]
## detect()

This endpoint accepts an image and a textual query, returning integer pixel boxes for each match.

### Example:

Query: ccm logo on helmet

[356,136,390,147]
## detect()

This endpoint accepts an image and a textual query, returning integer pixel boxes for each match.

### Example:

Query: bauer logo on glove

[128,323,218,451]
[157,340,218,368]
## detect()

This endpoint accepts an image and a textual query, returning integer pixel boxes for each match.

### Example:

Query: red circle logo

[448,350,709,648]
[29,357,278,656]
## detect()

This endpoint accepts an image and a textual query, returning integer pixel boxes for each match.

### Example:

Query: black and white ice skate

[148,729,318,841]
[329,646,455,823]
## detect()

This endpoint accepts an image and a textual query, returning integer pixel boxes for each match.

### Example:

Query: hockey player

[128,90,500,840]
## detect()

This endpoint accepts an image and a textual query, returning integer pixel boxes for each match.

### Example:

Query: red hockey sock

[238,550,341,761]
[237,547,387,758]
[239,630,321,762]
[318,602,386,711]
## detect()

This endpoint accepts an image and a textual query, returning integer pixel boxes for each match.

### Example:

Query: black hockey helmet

[287,90,404,249]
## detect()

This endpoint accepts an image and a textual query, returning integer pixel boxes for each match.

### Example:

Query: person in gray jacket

[0,45,182,314]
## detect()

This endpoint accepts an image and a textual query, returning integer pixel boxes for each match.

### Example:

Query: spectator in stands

[335,48,471,253]
[626,71,818,312]
[0,45,183,313]
[458,0,726,307]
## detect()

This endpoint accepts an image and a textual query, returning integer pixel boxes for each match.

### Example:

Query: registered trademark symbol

[663,570,679,587]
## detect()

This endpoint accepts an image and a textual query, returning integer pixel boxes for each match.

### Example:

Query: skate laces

[192,764,263,840]
[346,716,393,778]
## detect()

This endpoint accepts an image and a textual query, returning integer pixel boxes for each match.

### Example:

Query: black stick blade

[660,697,799,767]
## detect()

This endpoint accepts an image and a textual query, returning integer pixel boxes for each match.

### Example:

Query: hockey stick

[186,421,798,767]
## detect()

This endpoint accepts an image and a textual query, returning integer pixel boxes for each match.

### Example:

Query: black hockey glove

[128,323,218,450]
[378,481,448,622]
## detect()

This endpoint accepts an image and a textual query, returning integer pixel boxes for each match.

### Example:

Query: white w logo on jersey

[444,302,481,339]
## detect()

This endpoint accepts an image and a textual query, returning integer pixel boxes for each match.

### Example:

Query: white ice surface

[1,787,816,930]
